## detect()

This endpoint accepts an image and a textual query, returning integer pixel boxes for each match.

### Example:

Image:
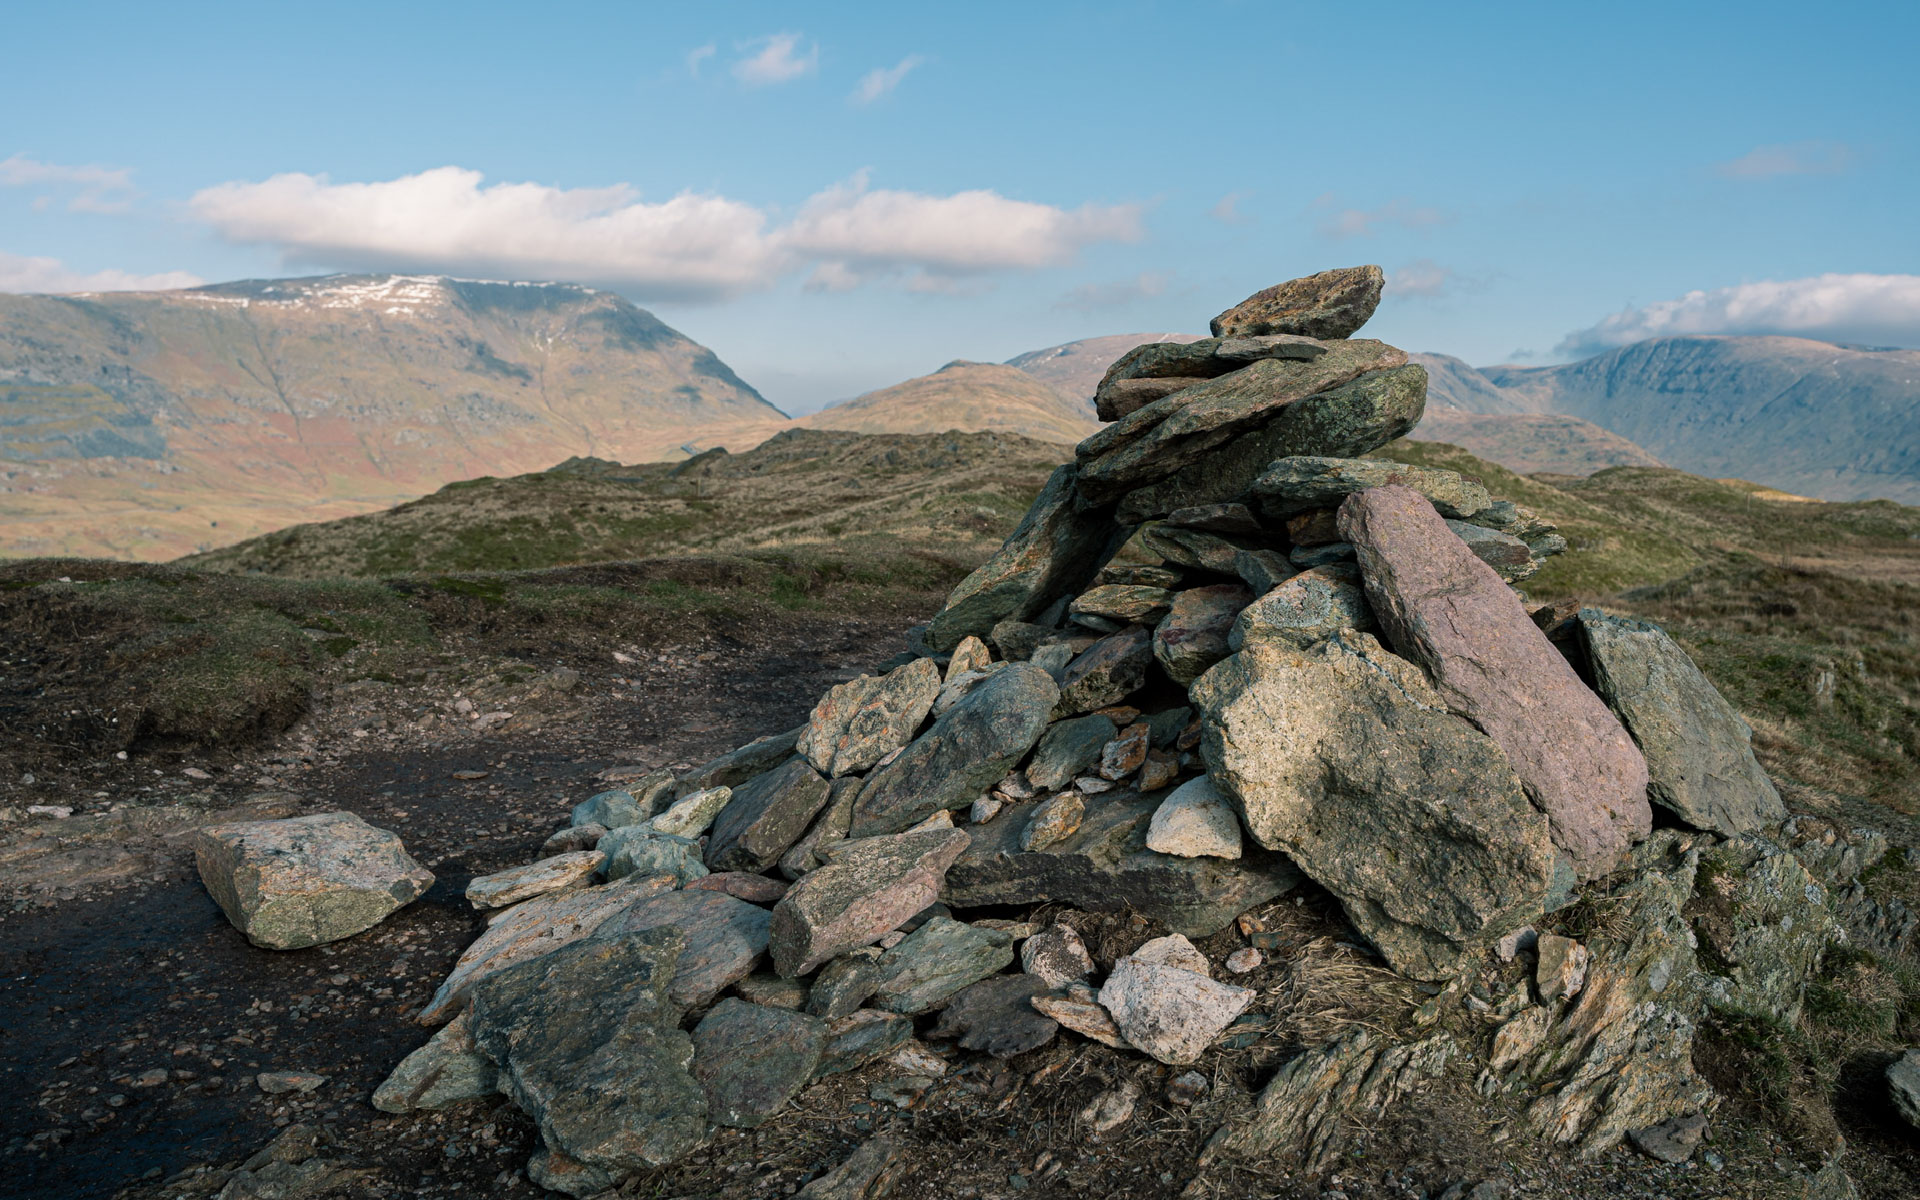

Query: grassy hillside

[7,431,1918,839]
[798,360,1098,444]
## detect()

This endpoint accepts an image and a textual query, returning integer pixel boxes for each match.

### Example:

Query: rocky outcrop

[1340,484,1651,879]
[195,812,434,950]
[1578,610,1787,836]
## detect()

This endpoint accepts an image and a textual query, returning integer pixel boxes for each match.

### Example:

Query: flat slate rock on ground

[195,811,435,950]
[1339,484,1650,880]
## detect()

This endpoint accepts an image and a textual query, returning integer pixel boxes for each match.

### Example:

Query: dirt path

[0,615,903,1200]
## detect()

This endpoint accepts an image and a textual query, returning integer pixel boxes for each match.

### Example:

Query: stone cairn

[200,266,1917,1195]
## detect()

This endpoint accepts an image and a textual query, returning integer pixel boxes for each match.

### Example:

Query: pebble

[1167,1071,1210,1105]
[1226,947,1263,974]
[1080,1079,1140,1134]
[256,1071,328,1095]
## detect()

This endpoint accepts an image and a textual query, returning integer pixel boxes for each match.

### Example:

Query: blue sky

[3,0,1916,413]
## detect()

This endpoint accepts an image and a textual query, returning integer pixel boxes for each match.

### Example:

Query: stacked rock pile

[196,266,1918,1197]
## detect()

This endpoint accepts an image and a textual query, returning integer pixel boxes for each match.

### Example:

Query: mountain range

[5,272,1917,560]
[0,275,777,558]
[1415,337,1920,503]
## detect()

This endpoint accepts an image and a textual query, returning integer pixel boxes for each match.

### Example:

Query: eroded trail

[0,618,896,1200]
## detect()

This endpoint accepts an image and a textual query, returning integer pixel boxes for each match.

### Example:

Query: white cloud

[684,43,716,76]
[0,250,201,293]
[1210,191,1251,225]
[852,55,923,104]
[0,154,137,213]
[1715,141,1854,180]
[1055,271,1172,312]
[780,171,1142,289]
[1557,273,1920,356]
[732,32,817,86]
[188,166,1142,303]
[1317,196,1447,239]
[1386,259,1454,298]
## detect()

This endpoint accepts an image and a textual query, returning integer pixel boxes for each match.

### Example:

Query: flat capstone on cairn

[352,265,1904,1196]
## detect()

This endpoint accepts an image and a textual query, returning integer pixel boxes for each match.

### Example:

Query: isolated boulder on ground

[1578,609,1787,836]
[796,658,943,777]
[1209,265,1386,340]
[1339,485,1651,879]
[195,811,435,950]
[769,827,971,976]
[1190,631,1556,979]
[851,664,1058,836]
[468,928,707,1179]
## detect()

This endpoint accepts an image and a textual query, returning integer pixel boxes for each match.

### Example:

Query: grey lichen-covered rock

[1200,1028,1453,1174]
[195,811,434,950]
[598,827,708,886]
[466,851,604,910]
[929,973,1060,1058]
[372,1011,497,1113]
[1445,519,1538,582]
[815,1010,915,1078]
[707,757,833,872]
[1136,523,1263,574]
[418,874,677,1024]
[1228,563,1372,651]
[796,658,943,778]
[469,927,706,1175]
[646,786,734,839]
[1692,833,1837,1021]
[1026,714,1119,791]
[1114,365,1428,524]
[851,664,1059,837]
[1190,632,1555,980]
[1888,1049,1920,1129]
[1154,584,1254,686]
[1579,610,1787,836]
[595,888,774,1007]
[1053,627,1152,716]
[1070,584,1176,625]
[1209,265,1386,340]
[769,827,971,977]
[792,1135,904,1200]
[806,949,886,1019]
[871,916,1015,1014]
[690,998,828,1128]
[780,775,864,879]
[1096,333,1329,400]
[1524,832,1716,1154]
[1256,455,1491,519]
[679,728,803,793]
[1020,923,1094,988]
[1341,485,1650,880]
[1145,776,1243,860]
[1077,342,1411,503]
[1099,950,1253,1064]
[1021,791,1086,851]
[1233,547,1298,595]
[926,464,1122,653]
[943,792,1302,938]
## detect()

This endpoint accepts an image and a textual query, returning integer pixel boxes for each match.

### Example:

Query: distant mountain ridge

[1417,336,1920,503]
[0,274,779,558]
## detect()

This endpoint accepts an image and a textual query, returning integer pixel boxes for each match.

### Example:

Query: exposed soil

[3,608,1915,1200]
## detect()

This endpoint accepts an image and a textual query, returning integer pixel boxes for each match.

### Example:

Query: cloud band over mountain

[1558,273,1920,356]
[189,167,1141,303]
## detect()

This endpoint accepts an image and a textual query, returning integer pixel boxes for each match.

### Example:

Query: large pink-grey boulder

[1337,485,1650,878]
